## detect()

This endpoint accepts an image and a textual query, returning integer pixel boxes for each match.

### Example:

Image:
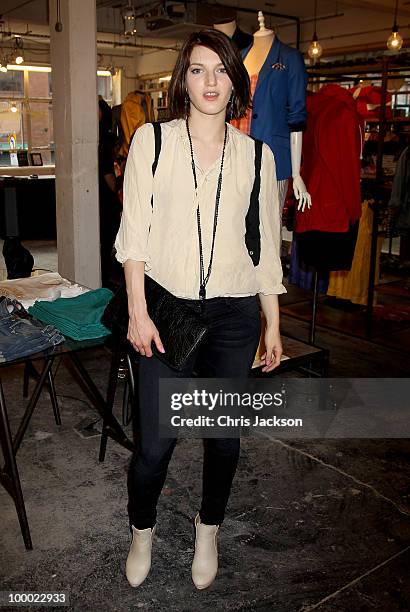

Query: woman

[114,29,285,590]
[98,97,121,289]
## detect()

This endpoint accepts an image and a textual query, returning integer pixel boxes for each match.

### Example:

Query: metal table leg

[67,352,134,453]
[14,358,54,454]
[22,360,61,426]
[99,342,122,462]
[48,369,61,426]
[0,378,33,550]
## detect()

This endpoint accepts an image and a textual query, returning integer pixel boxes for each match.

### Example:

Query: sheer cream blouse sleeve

[114,123,155,268]
[256,143,286,296]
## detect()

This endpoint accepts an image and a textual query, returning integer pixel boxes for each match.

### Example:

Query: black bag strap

[152,121,162,177]
[245,138,263,266]
[150,121,162,208]
[151,121,162,208]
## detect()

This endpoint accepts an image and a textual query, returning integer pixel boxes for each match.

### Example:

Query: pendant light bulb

[308,0,323,60]
[387,27,403,51]
[14,37,24,64]
[11,102,18,113]
[0,64,8,73]
[387,1,404,51]
[308,34,323,59]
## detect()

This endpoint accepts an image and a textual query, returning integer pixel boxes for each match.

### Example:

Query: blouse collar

[177,118,232,177]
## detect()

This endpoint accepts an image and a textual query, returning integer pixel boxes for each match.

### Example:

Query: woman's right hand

[127,310,165,357]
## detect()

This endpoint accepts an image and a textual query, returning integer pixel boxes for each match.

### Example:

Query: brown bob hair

[168,29,251,121]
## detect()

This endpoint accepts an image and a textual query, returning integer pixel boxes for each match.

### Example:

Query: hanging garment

[327,201,383,305]
[349,85,393,121]
[389,146,410,232]
[118,91,154,157]
[296,84,362,235]
[231,75,289,213]
[112,104,124,151]
[99,132,122,288]
[297,222,359,271]
[288,234,329,292]
[240,36,308,181]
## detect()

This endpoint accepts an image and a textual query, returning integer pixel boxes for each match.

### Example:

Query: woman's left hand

[260,325,283,372]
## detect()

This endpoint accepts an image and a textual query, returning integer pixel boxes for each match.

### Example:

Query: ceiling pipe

[1,29,179,52]
[299,23,410,46]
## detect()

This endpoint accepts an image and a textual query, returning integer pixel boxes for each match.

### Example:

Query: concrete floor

[1,242,410,611]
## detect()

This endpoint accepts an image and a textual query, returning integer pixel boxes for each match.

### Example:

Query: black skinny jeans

[128,295,261,529]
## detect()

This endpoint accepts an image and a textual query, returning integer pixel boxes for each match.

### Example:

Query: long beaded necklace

[186,118,228,301]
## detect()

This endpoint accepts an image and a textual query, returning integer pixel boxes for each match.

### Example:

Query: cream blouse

[115,118,286,299]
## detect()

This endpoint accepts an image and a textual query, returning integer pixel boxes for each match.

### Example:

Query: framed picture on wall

[30,153,43,166]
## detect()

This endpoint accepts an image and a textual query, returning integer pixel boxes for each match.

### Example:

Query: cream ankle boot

[191,513,219,590]
[125,524,156,587]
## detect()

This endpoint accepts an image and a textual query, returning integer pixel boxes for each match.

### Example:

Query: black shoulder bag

[102,122,263,371]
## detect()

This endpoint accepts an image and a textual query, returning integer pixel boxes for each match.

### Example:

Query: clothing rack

[302,53,410,339]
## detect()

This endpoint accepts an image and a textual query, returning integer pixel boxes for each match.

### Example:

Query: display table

[252,335,329,377]
[0,273,134,550]
[0,337,135,550]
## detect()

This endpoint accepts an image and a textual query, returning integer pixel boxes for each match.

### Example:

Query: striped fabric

[277,179,289,213]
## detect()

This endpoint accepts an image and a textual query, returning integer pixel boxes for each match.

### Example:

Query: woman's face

[185,45,233,118]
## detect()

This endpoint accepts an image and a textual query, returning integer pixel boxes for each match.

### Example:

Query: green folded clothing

[28,288,113,341]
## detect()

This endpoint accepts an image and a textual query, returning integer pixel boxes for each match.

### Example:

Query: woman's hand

[260,325,282,372]
[127,309,165,357]
[123,261,165,358]
[258,294,282,372]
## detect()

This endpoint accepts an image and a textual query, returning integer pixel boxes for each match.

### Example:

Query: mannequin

[213,19,236,38]
[235,11,311,212]
[213,18,254,52]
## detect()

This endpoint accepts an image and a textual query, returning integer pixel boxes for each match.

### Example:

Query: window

[0,69,113,166]
[97,75,112,105]
[0,71,24,98]
[0,68,53,166]
[0,100,25,166]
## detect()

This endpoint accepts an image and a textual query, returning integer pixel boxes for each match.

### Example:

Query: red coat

[349,85,392,121]
[296,85,362,233]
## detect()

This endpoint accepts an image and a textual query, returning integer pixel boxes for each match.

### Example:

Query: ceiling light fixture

[308,0,323,60]
[10,102,18,113]
[122,0,137,36]
[14,37,24,64]
[387,0,404,51]
[7,64,51,72]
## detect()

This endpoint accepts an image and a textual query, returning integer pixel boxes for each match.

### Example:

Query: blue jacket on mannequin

[242,36,308,181]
